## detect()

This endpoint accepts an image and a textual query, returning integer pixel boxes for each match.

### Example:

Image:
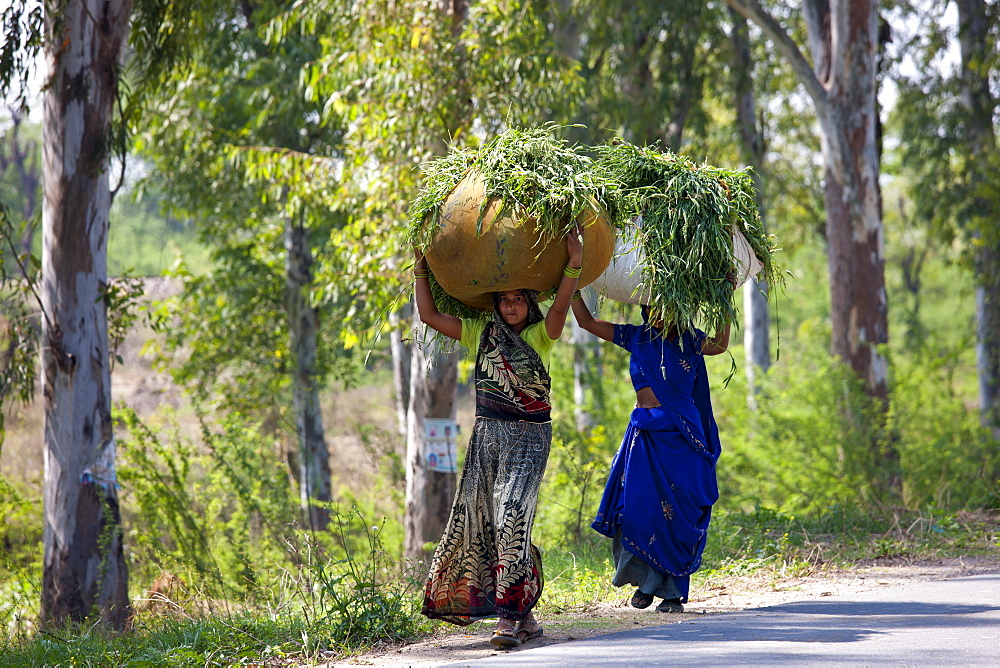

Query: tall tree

[297,0,582,560]
[0,106,40,261]
[2,0,207,626]
[892,0,999,439]
[726,0,891,412]
[728,8,771,398]
[137,0,350,531]
[40,0,132,628]
[574,1,729,150]
[956,0,999,440]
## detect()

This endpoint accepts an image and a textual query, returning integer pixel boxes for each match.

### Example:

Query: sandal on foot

[516,620,543,643]
[631,589,655,609]
[656,598,684,613]
[489,620,521,648]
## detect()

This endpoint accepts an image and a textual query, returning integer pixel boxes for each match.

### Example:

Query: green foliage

[108,189,209,277]
[149,241,358,421]
[538,543,619,612]
[0,475,41,639]
[567,0,731,151]
[0,203,39,445]
[291,514,426,651]
[279,0,585,328]
[886,1,1000,269]
[591,139,780,336]
[408,125,621,248]
[714,324,893,513]
[889,341,1000,509]
[117,406,300,598]
[0,406,424,661]
[0,0,42,112]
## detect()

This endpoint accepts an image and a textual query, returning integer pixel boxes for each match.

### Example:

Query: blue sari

[591,324,721,602]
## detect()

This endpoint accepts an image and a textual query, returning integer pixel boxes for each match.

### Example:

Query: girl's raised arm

[570,293,615,342]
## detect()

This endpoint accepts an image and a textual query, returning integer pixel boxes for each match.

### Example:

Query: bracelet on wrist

[571,290,583,301]
[563,265,582,279]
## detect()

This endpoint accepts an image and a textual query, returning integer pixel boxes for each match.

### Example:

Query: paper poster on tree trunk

[424,418,458,472]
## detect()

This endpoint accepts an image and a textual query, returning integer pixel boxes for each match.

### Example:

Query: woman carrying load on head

[413,226,584,648]
[571,273,734,613]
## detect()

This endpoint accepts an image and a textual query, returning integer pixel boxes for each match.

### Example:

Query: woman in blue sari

[571,286,731,612]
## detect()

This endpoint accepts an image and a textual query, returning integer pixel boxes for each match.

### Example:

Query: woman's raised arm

[413,249,463,341]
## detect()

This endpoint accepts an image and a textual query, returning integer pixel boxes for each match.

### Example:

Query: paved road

[454,574,1000,666]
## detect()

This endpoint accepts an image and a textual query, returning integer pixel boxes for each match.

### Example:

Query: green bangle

[571,290,583,301]
[563,265,582,279]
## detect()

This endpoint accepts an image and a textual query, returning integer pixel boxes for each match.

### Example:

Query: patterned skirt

[421,417,551,625]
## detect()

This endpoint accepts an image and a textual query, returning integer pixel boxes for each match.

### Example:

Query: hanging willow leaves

[592,140,780,336]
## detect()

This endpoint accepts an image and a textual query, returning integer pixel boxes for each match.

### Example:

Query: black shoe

[631,589,655,609]
[656,598,684,613]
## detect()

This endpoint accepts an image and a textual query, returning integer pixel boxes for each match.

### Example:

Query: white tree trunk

[743,279,770,389]
[404,328,458,562]
[390,302,412,437]
[573,288,602,431]
[956,0,1000,440]
[285,214,331,531]
[729,8,771,400]
[41,0,132,629]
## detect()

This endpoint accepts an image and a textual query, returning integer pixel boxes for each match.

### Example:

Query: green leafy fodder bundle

[406,125,623,317]
[593,140,779,336]
[408,125,621,246]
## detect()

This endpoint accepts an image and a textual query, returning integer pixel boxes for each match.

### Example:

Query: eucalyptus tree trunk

[572,288,602,431]
[726,0,894,492]
[285,214,331,531]
[728,9,771,400]
[390,302,412,436]
[40,0,132,629]
[727,0,889,405]
[404,330,459,561]
[402,0,467,563]
[956,0,1000,441]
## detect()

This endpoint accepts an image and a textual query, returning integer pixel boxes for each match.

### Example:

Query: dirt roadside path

[324,557,1000,667]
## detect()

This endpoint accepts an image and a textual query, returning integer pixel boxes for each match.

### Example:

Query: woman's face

[497,290,530,331]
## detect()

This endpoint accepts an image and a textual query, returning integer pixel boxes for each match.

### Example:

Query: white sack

[590,217,764,305]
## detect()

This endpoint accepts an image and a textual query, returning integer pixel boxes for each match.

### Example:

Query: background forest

[1,0,998,663]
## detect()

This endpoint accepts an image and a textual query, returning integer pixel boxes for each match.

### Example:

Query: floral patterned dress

[421,305,553,625]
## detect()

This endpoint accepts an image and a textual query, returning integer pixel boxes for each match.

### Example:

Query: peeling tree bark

[41,0,132,629]
[404,330,459,562]
[402,0,467,564]
[727,0,889,405]
[726,0,894,491]
[285,214,331,531]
